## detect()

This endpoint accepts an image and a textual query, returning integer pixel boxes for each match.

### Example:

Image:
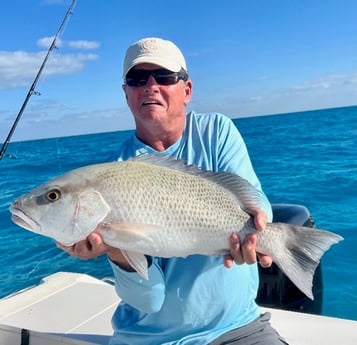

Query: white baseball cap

[123,37,187,78]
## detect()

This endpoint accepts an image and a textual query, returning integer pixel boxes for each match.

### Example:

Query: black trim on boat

[21,328,29,345]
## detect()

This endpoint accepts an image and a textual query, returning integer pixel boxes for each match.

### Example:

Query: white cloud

[0,34,100,89]
[0,51,44,88]
[288,72,357,93]
[0,50,98,89]
[247,96,263,103]
[43,52,98,75]
[37,36,61,49]
[190,68,357,120]
[2,101,135,141]
[37,36,100,50]
[67,40,100,49]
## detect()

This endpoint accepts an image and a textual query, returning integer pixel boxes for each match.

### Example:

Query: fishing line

[0,0,77,161]
[55,137,64,173]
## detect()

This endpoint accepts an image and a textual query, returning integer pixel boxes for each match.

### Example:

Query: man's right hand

[57,232,135,271]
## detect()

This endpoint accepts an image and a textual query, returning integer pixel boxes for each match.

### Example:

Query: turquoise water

[0,106,356,321]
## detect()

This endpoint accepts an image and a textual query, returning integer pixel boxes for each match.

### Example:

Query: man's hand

[56,232,135,271]
[56,232,108,260]
[223,209,273,268]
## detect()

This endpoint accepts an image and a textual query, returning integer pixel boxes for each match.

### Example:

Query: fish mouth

[10,206,40,232]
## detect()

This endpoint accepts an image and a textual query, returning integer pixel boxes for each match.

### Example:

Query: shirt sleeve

[109,257,166,314]
[216,115,273,221]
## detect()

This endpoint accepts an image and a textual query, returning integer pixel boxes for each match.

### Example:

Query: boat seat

[272,203,312,225]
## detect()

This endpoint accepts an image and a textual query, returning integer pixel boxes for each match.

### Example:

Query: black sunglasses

[125,68,188,87]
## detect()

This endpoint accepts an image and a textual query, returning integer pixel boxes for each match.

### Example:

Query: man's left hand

[223,209,273,268]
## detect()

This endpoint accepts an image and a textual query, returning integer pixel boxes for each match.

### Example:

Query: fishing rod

[0,0,77,161]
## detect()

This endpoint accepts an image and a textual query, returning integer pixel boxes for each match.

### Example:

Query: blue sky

[1,0,357,141]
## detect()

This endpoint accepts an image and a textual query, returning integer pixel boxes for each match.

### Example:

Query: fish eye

[45,189,61,202]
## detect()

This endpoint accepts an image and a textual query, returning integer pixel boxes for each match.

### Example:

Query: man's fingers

[73,241,92,258]
[257,253,273,268]
[224,208,272,268]
[253,210,268,231]
[230,233,245,265]
[56,242,74,254]
[223,254,234,268]
[56,233,108,260]
[242,233,258,264]
[224,233,242,268]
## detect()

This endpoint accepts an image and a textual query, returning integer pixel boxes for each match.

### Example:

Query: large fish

[10,155,343,299]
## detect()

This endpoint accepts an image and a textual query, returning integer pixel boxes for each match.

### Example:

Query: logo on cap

[140,39,160,53]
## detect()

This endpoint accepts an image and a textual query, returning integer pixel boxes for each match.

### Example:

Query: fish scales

[98,161,246,256]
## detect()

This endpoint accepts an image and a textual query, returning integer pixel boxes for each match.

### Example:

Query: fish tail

[268,223,343,300]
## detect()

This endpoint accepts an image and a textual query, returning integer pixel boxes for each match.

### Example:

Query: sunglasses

[125,68,188,87]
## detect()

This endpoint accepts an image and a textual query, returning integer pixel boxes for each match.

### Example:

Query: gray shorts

[209,312,288,345]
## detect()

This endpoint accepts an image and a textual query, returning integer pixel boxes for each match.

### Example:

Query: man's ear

[122,84,129,101]
[184,80,193,104]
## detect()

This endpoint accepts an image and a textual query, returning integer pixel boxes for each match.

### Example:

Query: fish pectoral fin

[99,223,159,279]
[101,222,160,243]
[120,250,149,280]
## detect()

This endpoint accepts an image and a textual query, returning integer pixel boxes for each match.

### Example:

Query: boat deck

[0,272,356,345]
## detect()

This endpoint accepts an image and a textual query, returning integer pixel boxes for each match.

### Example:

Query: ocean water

[0,106,356,321]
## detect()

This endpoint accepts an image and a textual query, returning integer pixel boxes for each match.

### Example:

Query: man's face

[122,63,192,129]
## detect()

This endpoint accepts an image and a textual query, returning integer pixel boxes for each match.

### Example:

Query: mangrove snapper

[10,155,343,299]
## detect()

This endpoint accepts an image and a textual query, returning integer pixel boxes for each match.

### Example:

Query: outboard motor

[256,204,323,314]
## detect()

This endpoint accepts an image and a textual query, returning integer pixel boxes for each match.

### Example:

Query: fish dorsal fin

[131,154,268,214]
[203,171,268,214]
[130,154,199,174]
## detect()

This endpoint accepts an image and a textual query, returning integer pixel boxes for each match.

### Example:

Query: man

[59,37,286,344]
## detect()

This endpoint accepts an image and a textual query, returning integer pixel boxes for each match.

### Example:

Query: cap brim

[123,57,182,78]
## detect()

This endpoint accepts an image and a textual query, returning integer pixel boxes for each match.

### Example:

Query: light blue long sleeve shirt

[109,111,272,345]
